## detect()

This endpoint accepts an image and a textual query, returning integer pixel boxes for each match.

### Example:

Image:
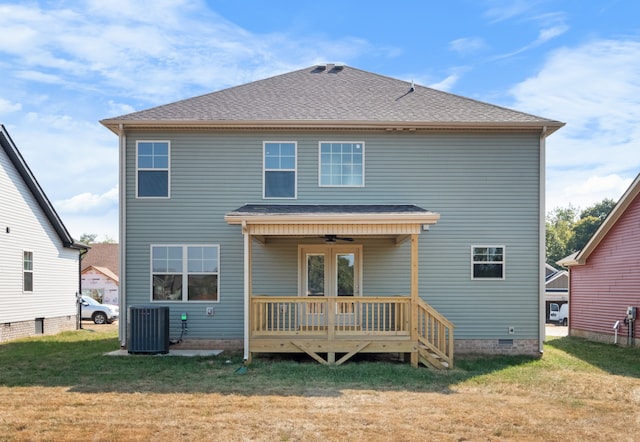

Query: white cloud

[449,37,486,55]
[547,174,633,212]
[0,1,387,105]
[509,39,640,211]
[0,98,22,114]
[55,187,118,214]
[484,0,536,23]
[537,25,569,44]
[106,101,135,118]
[429,73,461,92]
[63,209,119,242]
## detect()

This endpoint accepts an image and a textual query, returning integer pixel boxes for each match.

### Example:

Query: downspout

[118,124,127,348]
[539,126,548,354]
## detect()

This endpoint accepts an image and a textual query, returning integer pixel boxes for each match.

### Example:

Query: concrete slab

[106,349,223,357]
[545,325,568,337]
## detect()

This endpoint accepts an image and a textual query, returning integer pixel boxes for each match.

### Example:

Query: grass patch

[1,327,639,441]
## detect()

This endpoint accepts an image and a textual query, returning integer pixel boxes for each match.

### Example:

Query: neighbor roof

[101,65,564,135]
[82,265,119,284]
[0,124,82,249]
[81,243,119,276]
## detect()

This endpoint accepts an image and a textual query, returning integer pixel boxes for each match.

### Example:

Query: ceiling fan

[323,234,354,243]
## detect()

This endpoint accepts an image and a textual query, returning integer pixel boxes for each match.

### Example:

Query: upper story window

[472,246,505,280]
[264,142,296,198]
[151,245,220,302]
[137,141,170,198]
[23,251,33,292]
[319,142,364,187]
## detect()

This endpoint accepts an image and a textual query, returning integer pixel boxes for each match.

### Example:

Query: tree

[546,198,617,266]
[79,233,98,244]
[566,198,616,253]
[545,205,578,266]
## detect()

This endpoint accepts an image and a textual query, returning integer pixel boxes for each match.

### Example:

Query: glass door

[300,245,361,328]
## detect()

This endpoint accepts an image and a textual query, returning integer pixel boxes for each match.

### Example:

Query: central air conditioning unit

[128,306,170,354]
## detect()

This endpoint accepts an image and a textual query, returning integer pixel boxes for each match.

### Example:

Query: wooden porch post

[410,234,419,368]
[243,221,253,364]
[327,296,336,364]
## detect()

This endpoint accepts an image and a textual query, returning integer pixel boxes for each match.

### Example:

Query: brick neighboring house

[81,243,119,305]
[559,172,640,346]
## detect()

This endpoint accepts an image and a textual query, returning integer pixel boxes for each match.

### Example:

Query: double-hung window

[151,245,220,301]
[472,246,505,280]
[137,141,169,198]
[319,142,364,187]
[23,251,33,292]
[264,142,296,198]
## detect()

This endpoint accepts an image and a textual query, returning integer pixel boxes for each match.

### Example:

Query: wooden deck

[249,295,454,368]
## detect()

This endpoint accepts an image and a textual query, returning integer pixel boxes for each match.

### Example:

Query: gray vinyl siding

[124,130,540,340]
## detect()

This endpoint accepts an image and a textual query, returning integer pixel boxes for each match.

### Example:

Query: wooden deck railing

[250,295,454,368]
[415,299,455,368]
[252,296,411,336]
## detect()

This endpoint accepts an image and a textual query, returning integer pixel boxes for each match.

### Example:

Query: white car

[80,296,119,324]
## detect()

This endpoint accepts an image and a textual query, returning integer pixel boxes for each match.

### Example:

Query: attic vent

[326,63,344,71]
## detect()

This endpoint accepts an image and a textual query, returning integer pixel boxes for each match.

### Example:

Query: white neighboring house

[81,266,119,305]
[0,124,85,342]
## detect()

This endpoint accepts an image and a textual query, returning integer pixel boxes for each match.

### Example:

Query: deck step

[418,347,448,370]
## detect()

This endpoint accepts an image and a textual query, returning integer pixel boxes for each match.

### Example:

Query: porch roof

[224,204,440,238]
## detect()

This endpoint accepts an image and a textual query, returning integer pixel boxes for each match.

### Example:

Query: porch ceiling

[224,204,440,238]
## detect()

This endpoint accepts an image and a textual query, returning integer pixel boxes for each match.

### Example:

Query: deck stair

[415,299,455,369]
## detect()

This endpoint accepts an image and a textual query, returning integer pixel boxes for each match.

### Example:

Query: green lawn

[0,326,638,441]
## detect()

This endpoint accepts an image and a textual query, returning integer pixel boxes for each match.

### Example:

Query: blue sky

[1,0,639,241]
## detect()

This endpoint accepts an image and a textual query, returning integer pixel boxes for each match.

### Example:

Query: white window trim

[136,140,171,199]
[263,141,297,199]
[150,244,221,302]
[23,250,33,293]
[471,245,506,280]
[318,141,365,188]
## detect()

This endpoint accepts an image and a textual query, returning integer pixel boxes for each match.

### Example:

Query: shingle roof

[82,265,119,283]
[101,65,563,134]
[227,204,431,216]
[81,243,119,276]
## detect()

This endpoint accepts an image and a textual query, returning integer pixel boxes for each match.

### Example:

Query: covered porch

[225,204,455,369]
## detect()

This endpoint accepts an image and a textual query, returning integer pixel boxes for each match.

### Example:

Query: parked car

[549,303,568,326]
[80,296,119,324]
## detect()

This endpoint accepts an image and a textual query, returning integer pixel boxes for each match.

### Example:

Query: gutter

[99,119,566,137]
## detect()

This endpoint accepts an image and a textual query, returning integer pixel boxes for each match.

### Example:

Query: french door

[300,245,362,327]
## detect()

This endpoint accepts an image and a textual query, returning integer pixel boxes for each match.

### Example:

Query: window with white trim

[137,141,169,197]
[319,142,364,186]
[151,245,219,301]
[23,251,33,292]
[264,142,296,198]
[472,246,505,279]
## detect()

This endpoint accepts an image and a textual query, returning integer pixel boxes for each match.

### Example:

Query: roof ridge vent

[325,62,344,72]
